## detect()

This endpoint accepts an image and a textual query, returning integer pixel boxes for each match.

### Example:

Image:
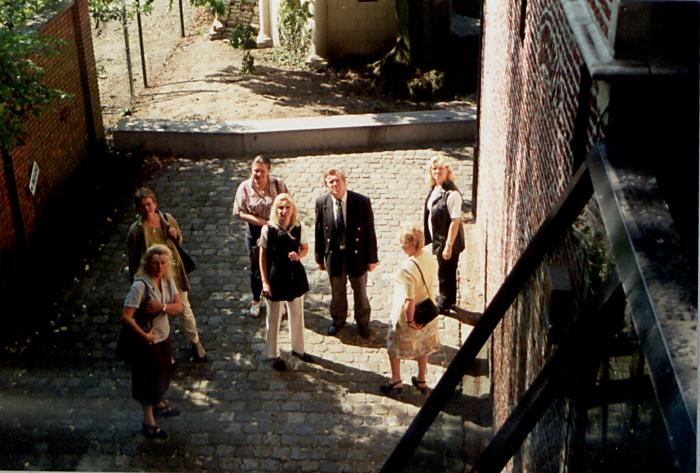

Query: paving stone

[0,143,482,471]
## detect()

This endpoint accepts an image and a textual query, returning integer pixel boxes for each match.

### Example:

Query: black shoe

[272,357,287,372]
[380,380,403,395]
[358,323,370,339]
[142,423,167,439]
[292,351,314,363]
[327,323,345,335]
[155,402,180,418]
[411,376,429,395]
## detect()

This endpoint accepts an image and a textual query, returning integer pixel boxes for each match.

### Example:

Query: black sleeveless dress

[265,224,310,302]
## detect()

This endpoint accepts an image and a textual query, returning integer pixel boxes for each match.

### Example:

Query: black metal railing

[380,142,696,473]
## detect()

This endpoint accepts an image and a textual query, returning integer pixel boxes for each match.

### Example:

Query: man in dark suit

[315,168,379,338]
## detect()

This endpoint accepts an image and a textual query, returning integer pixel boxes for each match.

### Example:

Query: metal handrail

[379,160,594,473]
[380,143,697,472]
[469,275,624,473]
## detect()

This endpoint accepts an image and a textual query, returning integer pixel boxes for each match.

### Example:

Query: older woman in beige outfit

[380,226,441,395]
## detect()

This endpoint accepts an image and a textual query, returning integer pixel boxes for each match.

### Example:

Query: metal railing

[380,142,696,473]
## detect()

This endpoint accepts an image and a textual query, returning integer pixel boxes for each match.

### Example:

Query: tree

[0,0,67,152]
[0,0,68,251]
[371,0,479,100]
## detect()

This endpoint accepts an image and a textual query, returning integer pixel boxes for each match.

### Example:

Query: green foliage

[228,21,256,73]
[573,208,613,297]
[1,0,68,151]
[188,0,224,16]
[241,50,254,74]
[277,0,312,64]
[88,0,224,28]
[229,22,256,50]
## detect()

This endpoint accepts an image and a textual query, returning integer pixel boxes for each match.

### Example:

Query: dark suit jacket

[315,190,378,277]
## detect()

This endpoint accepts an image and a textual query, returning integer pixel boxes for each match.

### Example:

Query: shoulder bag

[160,211,196,273]
[410,259,440,326]
[115,280,154,362]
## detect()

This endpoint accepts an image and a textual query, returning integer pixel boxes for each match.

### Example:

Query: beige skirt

[386,315,441,359]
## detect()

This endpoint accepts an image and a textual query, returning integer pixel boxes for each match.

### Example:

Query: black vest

[265,224,309,301]
[423,181,465,256]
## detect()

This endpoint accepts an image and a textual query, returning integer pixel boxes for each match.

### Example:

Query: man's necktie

[335,199,346,249]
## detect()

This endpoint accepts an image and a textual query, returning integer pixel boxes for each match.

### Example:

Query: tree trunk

[393,0,451,67]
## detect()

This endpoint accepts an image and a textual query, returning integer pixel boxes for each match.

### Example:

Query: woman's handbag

[115,281,154,362]
[160,210,196,273]
[410,260,440,326]
[174,241,196,274]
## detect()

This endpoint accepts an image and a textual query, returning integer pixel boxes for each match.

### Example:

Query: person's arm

[403,298,423,329]
[365,196,379,271]
[162,213,182,243]
[259,246,271,297]
[442,191,463,260]
[442,218,461,260]
[233,183,267,227]
[238,211,267,227]
[122,307,155,344]
[314,199,326,270]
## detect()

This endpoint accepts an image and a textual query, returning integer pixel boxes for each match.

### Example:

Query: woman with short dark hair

[233,155,289,318]
[380,226,440,395]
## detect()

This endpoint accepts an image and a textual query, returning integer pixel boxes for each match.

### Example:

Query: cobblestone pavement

[0,143,488,472]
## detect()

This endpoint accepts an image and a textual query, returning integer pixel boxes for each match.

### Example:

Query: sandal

[411,376,428,395]
[142,423,168,439]
[155,402,180,418]
[380,380,403,395]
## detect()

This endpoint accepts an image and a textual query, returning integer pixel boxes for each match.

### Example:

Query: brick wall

[0,0,104,263]
[476,0,610,470]
[326,0,396,58]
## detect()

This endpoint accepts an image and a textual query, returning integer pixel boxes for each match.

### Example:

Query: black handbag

[174,241,196,274]
[115,281,154,362]
[410,260,440,326]
[160,211,196,273]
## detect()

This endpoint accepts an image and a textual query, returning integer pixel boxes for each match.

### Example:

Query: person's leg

[178,292,206,359]
[287,296,306,355]
[329,269,349,329]
[389,356,402,385]
[265,300,283,359]
[437,252,460,309]
[246,230,264,316]
[349,271,370,326]
[417,355,428,382]
[143,404,156,426]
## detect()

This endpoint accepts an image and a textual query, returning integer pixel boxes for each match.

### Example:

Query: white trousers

[265,296,305,358]
[178,291,200,345]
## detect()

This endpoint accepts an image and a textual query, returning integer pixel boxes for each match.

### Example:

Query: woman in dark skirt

[122,244,183,439]
[259,193,313,372]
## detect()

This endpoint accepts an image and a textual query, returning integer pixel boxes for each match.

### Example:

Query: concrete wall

[326,0,396,58]
[0,0,104,264]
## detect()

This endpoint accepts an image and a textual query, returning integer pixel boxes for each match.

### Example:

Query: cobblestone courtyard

[0,143,488,472]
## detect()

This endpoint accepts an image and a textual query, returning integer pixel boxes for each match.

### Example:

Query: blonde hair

[269,193,299,227]
[136,244,174,278]
[399,225,425,252]
[426,157,456,187]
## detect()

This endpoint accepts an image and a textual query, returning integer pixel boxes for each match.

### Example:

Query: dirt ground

[124,21,475,124]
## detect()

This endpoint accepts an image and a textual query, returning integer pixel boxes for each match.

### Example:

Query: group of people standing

[119,154,464,439]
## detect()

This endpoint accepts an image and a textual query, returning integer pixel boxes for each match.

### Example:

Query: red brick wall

[0,0,104,260]
[476,0,610,470]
